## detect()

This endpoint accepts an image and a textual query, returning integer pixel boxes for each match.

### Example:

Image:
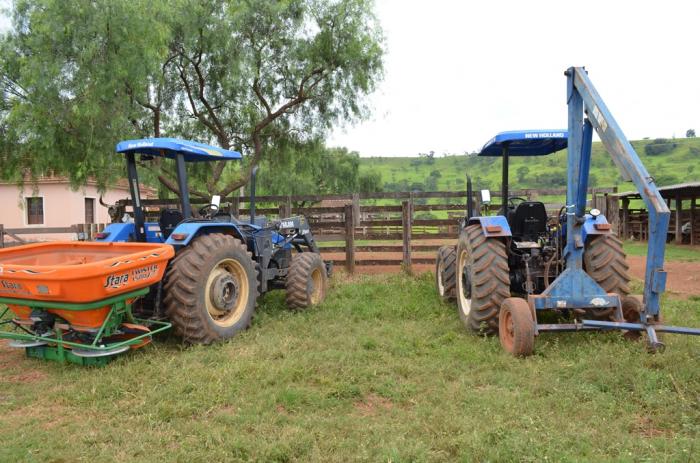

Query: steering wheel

[199,203,219,218]
[508,196,528,208]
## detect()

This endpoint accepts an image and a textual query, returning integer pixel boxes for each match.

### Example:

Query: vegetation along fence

[1,187,618,270]
[117,187,618,272]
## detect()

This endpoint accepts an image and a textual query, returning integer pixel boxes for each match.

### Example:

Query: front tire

[286,253,328,310]
[456,225,510,334]
[436,245,456,302]
[163,233,258,344]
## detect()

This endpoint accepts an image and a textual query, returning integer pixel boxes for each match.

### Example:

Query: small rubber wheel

[435,245,456,302]
[286,253,328,310]
[499,298,535,357]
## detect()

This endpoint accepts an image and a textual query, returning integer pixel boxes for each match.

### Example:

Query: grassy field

[1,272,699,462]
[360,137,700,194]
[624,241,700,262]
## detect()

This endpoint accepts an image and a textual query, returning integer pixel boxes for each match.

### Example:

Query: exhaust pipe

[466,175,474,219]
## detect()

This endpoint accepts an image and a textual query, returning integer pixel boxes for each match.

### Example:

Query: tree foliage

[0,0,384,196]
[256,139,369,196]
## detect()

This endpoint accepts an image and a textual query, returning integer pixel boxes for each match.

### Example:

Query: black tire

[163,233,258,344]
[286,253,328,310]
[436,245,456,302]
[584,234,631,296]
[455,225,510,334]
[584,234,632,320]
[499,297,535,357]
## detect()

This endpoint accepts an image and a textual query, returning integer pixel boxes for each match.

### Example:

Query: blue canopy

[116,138,242,162]
[479,130,568,156]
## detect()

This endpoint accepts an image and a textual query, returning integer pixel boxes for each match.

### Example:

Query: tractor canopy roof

[479,130,567,156]
[116,138,242,162]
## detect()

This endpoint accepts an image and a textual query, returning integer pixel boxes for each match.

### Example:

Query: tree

[516,165,529,183]
[687,129,696,138]
[0,0,384,198]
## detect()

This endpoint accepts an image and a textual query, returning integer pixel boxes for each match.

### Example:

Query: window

[26,197,44,225]
[85,198,95,224]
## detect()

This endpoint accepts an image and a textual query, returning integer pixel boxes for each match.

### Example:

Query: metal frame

[532,67,700,349]
[0,288,172,365]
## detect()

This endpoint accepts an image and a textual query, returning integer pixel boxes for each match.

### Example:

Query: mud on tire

[456,224,510,334]
[285,253,327,310]
[436,245,456,302]
[163,233,258,344]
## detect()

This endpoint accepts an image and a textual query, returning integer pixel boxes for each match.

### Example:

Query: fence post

[344,205,355,274]
[675,194,683,244]
[352,193,360,227]
[402,200,412,269]
[231,193,240,219]
[621,198,630,239]
[0,224,4,248]
[691,197,697,246]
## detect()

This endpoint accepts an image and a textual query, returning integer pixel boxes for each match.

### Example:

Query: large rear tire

[455,225,510,334]
[163,233,258,344]
[584,234,631,319]
[285,253,328,310]
[584,234,631,297]
[436,245,456,302]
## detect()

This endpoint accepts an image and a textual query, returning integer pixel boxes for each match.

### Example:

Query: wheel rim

[437,259,445,296]
[205,258,249,328]
[308,267,323,305]
[500,308,515,352]
[457,248,472,316]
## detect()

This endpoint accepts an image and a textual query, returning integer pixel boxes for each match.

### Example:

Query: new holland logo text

[104,264,160,289]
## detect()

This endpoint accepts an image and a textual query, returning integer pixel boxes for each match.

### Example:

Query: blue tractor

[437,67,700,355]
[96,138,331,344]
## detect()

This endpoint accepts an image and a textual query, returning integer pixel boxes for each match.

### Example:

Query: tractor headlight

[589,208,601,218]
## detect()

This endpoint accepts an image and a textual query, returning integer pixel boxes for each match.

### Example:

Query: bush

[644,138,677,156]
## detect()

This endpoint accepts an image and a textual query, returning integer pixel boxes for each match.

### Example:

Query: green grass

[624,241,700,262]
[2,273,699,462]
[361,137,700,193]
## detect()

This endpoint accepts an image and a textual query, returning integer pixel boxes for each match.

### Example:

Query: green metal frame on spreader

[0,288,171,365]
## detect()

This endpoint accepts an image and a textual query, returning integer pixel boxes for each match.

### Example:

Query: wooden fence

[119,187,617,272]
[1,186,618,272]
[0,223,107,247]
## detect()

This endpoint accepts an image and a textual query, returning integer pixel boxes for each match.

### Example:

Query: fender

[582,213,613,242]
[165,222,245,246]
[94,222,165,243]
[467,215,512,238]
[94,223,135,242]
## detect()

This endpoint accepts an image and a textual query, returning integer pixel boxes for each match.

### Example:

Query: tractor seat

[159,208,184,240]
[510,201,547,240]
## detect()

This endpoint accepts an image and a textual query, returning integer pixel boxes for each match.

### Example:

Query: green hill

[360,137,700,193]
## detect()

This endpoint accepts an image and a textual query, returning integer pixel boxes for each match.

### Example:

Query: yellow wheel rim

[457,249,472,316]
[204,258,249,328]
[309,267,323,305]
[437,259,445,295]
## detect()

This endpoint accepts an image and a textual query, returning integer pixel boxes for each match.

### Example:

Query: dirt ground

[627,256,700,297]
[322,252,700,297]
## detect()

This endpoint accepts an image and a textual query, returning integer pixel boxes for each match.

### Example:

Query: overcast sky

[2,1,698,157]
[329,0,700,156]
